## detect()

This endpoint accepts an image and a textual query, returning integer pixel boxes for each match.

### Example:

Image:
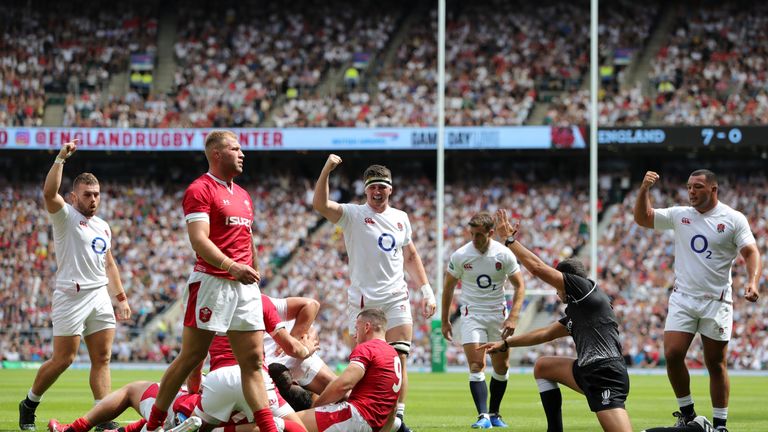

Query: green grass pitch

[1,370,766,431]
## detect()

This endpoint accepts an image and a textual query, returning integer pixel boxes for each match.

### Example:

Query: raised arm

[43,140,78,213]
[495,209,564,294]
[312,154,344,223]
[633,171,659,229]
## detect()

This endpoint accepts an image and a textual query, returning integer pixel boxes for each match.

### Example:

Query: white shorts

[183,272,264,332]
[665,291,733,341]
[273,352,326,386]
[196,365,293,424]
[459,305,507,345]
[52,288,115,337]
[315,401,371,432]
[138,384,181,430]
[347,297,412,335]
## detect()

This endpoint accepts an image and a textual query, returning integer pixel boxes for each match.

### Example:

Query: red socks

[145,405,167,431]
[123,419,147,432]
[68,418,92,432]
[253,408,278,432]
[283,420,307,432]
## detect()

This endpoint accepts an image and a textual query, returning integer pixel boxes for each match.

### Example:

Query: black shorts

[572,358,629,412]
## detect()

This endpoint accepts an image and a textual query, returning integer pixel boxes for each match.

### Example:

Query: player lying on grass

[478,209,633,432]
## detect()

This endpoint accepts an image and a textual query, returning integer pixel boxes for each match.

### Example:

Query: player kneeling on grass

[295,309,402,432]
[47,372,203,432]
[478,210,633,432]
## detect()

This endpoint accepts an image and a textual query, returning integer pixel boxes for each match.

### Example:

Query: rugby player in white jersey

[634,169,761,431]
[312,154,436,432]
[20,139,132,431]
[441,212,525,429]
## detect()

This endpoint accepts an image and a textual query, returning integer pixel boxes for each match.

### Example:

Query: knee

[90,350,112,366]
[469,361,485,373]
[664,345,687,362]
[533,359,550,379]
[238,349,265,372]
[51,353,76,371]
[705,357,727,375]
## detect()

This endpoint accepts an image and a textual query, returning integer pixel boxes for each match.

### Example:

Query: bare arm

[740,243,762,302]
[312,154,344,224]
[313,363,364,407]
[633,171,659,229]
[43,140,78,213]
[272,328,317,360]
[440,272,459,341]
[495,209,565,294]
[105,249,131,320]
[404,241,436,318]
[187,221,259,284]
[502,270,526,339]
[284,297,320,338]
[478,321,569,353]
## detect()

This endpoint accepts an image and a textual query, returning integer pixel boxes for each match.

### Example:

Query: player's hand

[500,319,516,339]
[744,282,759,302]
[300,333,320,357]
[641,171,659,189]
[441,321,453,341]
[115,301,132,321]
[58,139,78,160]
[323,154,342,173]
[494,209,519,240]
[229,262,260,285]
[477,341,506,354]
[422,299,437,318]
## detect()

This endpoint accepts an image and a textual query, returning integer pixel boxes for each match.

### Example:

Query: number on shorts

[392,355,403,393]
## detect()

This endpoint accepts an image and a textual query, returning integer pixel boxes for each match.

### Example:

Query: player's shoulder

[185,173,213,193]
[488,239,512,256]
[714,202,747,219]
[453,241,476,258]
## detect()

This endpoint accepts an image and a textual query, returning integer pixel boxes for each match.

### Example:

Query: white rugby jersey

[50,203,111,293]
[338,203,412,305]
[654,201,755,302]
[447,239,520,308]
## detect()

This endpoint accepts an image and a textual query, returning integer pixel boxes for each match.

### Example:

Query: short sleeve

[447,251,463,279]
[733,212,756,250]
[337,203,356,231]
[183,183,211,224]
[402,214,413,246]
[262,296,284,334]
[653,206,677,230]
[505,250,520,276]
[49,203,71,235]
[348,343,372,371]
[269,296,289,321]
[558,316,569,327]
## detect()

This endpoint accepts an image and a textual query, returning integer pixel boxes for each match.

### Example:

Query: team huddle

[17,131,761,432]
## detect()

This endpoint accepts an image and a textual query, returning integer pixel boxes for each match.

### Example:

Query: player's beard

[75,198,98,217]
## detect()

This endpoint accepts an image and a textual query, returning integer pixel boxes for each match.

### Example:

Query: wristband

[420,284,435,303]
[115,292,127,302]
[225,260,236,272]
[54,157,66,165]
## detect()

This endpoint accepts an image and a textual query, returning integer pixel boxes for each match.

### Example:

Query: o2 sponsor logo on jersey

[91,237,108,254]
[690,234,712,259]
[226,216,253,227]
[476,274,496,290]
[378,232,396,253]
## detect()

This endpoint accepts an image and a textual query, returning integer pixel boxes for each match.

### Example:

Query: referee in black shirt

[479,209,633,432]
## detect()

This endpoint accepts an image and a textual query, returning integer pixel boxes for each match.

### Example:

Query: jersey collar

[206,172,234,194]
